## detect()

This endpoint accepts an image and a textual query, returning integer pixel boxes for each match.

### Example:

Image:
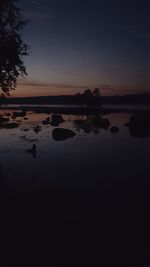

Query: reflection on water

[26,144,37,158]
[1,108,150,265]
[0,108,150,187]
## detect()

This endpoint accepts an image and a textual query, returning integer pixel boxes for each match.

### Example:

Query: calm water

[0,108,150,266]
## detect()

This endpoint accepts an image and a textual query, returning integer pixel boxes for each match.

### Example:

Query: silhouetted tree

[93,88,101,97]
[83,89,93,97]
[0,0,29,95]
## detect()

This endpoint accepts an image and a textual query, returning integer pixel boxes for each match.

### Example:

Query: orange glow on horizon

[8,81,150,98]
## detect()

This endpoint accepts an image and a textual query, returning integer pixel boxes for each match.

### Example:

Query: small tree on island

[0,0,29,95]
[93,88,101,97]
[83,89,94,97]
[82,88,101,98]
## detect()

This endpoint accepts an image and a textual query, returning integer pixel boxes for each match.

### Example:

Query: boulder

[42,116,50,125]
[52,128,76,141]
[110,126,119,134]
[12,110,26,119]
[125,112,150,137]
[0,116,9,124]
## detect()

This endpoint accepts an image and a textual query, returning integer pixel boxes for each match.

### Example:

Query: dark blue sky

[16,0,150,96]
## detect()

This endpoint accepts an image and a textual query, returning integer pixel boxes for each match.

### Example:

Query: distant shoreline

[0,104,150,115]
[0,93,150,108]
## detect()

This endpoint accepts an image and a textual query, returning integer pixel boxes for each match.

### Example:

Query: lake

[0,107,150,266]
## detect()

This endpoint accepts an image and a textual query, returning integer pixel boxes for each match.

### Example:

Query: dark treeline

[1,92,150,105]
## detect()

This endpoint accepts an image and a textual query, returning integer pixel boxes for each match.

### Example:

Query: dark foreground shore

[1,179,150,267]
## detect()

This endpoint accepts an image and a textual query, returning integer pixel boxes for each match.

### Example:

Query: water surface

[0,108,150,266]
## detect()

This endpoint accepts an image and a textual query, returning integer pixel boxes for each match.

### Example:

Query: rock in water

[33,125,41,134]
[42,117,50,125]
[125,112,150,138]
[0,122,19,129]
[0,116,9,124]
[110,126,119,133]
[12,110,26,119]
[52,128,76,141]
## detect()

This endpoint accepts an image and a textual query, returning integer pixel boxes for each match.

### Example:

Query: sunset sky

[13,0,150,97]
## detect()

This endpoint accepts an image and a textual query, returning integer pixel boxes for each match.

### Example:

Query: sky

[13,0,150,97]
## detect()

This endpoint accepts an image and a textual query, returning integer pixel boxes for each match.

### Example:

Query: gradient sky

[14,0,150,96]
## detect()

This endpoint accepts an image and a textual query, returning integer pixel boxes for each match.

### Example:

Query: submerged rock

[20,136,38,143]
[52,128,76,141]
[110,126,119,134]
[125,112,150,138]
[33,125,41,134]
[51,114,65,126]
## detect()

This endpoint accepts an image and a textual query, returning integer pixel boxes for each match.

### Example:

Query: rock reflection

[74,114,110,134]
[26,144,37,158]
[21,128,30,132]
[93,116,110,129]
[20,135,38,143]
[50,114,65,126]
[74,119,93,134]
